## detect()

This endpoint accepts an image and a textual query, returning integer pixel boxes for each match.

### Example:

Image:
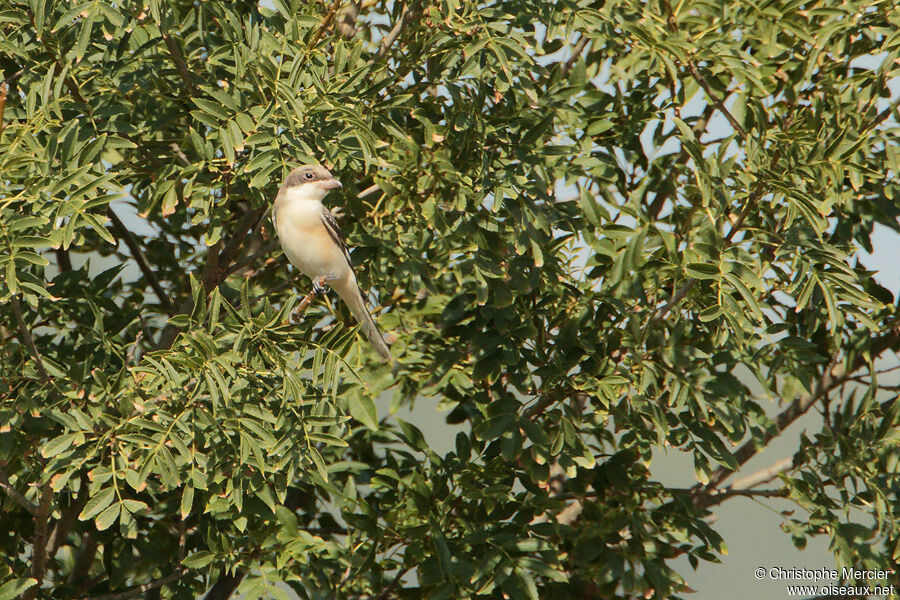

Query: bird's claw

[313,273,339,295]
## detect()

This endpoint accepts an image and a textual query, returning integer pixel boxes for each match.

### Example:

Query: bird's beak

[321,178,343,191]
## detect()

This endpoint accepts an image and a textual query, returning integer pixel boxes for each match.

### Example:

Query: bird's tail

[339,282,391,361]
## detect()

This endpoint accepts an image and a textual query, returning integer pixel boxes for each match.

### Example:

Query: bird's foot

[313,272,340,295]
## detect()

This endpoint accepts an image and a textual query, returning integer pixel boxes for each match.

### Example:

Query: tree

[1,0,899,598]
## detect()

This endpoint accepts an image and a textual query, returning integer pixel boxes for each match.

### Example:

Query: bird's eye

[304,172,313,180]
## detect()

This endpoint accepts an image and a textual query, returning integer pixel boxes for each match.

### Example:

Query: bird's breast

[275,199,348,280]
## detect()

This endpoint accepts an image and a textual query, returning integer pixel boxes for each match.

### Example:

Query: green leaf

[181,485,194,519]
[347,395,378,430]
[182,551,215,569]
[95,502,121,531]
[685,262,720,280]
[41,433,78,458]
[79,487,116,521]
[0,578,37,600]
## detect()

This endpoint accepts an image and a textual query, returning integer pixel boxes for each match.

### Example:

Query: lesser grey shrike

[273,164,391,360]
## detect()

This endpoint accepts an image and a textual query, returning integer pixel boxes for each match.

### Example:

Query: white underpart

[275,183,350,282]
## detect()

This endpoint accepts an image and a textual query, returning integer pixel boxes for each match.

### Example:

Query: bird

[272,164,391,360]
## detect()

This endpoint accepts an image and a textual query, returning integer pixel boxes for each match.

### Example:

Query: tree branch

[67,531,97,591]
[289,276,329,324]
[309,0,344,49]
[695,456,795,508]
[0,80,8,134]
[24,484,54,600]
[157,207,267,350]
[0,465,36,514]
[203,570,245,600]
[78,567,187,600]
[358,183,381,199]
[161,33,195,94]
[9,293,49,380]
[375,3,414,60]
[107,207,175,314]
[700,327,900,492]
[561,35,590,76]
[653,144,784,320]
[684,60,747,139]
[48,474,90,558]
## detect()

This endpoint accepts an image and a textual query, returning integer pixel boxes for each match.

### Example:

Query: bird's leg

[290,275,339,324]
[313,278,329,295]
[313,272,339,295]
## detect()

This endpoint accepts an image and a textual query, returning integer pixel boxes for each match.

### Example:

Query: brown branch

[161,33,195,94]
[55,249,72,272]
[357,183,381,199]
[68,531,97,590]
[289,276,329,324]
[77,567,187,600]
[653,145,784,320]
[47,486,88,558]
[156,207,266,350]
[376,566,414,600]
[562,35,590,76]
[169,143,191,167]
[653,279,697,320]
[107,207,175,314]
[861,94,900,134]
[695,456,795,509]
[646,103,716,219]
[203,570,246,600]
[205,208,267,292]
[24,484,54,600]
[0,81,8,134]
[375,3,413,60]
[10,293,50,380]
[684,60,747,139]
[309,0,344,49]
[0,466,36,514]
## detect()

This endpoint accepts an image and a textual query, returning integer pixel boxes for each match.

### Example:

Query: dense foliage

[1,0,899,598]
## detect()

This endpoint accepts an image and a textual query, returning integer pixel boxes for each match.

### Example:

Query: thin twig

[290,276,328,324]
[309,0,344,48]
[358,183,381,199]
[76,567,187,600]
[107,207,175,314]
[695,456,795,508]
[0,466,36,514]
[860,94,900,134]
[169,143,191,167]
[684,60,747,139]
[562,35,590,76]
[10,293,49,380]
[375,3,412,59]
[0,81,8,134]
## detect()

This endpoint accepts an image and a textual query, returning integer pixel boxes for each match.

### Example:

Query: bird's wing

[320,206,353,267]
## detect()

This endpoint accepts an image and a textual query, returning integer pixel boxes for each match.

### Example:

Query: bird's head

[283,164,343,201]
